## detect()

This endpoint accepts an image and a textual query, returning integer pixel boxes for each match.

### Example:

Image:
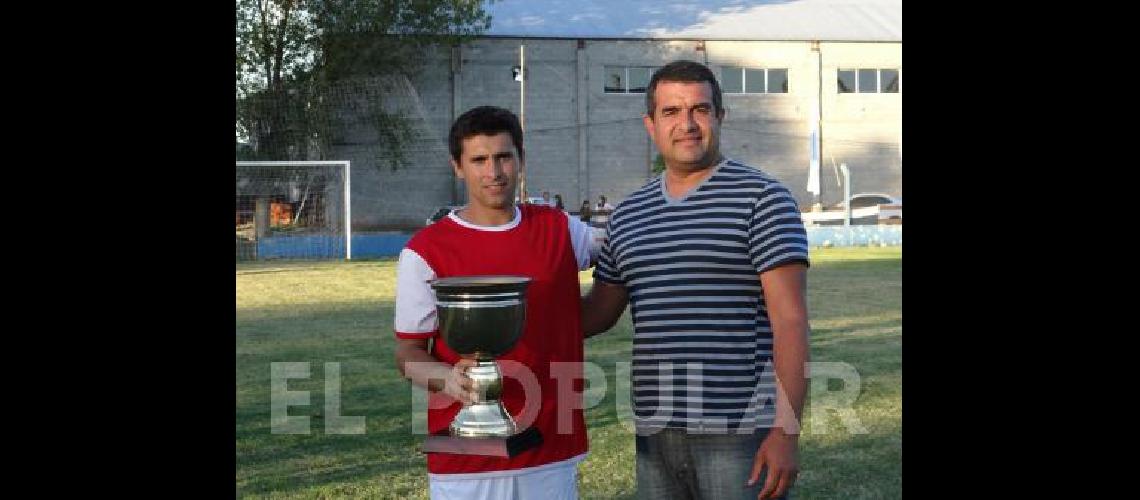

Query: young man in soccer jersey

[581,61,811,500]
[393,106,597,499]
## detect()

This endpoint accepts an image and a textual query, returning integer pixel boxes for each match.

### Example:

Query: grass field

[236,246,901,499]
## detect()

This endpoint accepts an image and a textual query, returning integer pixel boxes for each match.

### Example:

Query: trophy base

[422,426,543,458]
[450,400,517,438]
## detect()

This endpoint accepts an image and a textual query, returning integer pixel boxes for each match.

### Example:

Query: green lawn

[236,246,901,499]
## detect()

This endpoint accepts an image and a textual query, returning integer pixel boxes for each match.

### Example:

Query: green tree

[651,153,666,176]
[236,0,492,166]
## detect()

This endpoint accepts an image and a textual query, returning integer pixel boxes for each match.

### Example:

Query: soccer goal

[236,161,352,260]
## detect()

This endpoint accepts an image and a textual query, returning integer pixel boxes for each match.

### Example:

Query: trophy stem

[450,359,517,438]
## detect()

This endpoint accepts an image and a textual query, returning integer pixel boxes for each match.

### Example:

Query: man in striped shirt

[582,61,811,500]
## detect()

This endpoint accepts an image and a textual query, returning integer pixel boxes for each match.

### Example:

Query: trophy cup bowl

[431,275,531,439]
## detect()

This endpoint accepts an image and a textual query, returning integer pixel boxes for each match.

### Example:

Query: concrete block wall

[819,42,903,206]
[329,37,901,230]
[706,41,818,207]
[582,40,706,206]
[326,49,457,230]
[459,40,582,206]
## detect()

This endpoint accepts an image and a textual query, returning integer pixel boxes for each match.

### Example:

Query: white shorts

[427,454,586,500]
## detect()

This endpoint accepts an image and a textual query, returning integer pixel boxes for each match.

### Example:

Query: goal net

[236,161,352,261]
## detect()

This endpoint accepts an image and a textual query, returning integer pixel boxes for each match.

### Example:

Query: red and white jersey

[394,204,595,475]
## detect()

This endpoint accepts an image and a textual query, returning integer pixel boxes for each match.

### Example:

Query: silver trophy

[431,275,531,439]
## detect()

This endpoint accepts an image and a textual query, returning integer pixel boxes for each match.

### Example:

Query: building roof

[484,0,901,42]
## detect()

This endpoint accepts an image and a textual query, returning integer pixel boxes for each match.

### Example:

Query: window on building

[768,68,789,93]
[858,69,877,93]
[839,68,901,93]
[721,66,789,94]
[880,69,900,93]
[628,67,652,93]
[722,67,744,93]
[838,69,857,93]
[604,66,659,93]
[744,68,765,93]
[604,67,624,93]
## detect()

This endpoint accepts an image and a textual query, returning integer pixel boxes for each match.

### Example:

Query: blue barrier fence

[255,232,410,260]
[805,225,902,248]
[254,225,901,260]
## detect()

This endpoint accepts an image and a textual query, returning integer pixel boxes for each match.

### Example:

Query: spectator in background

[578,199,592,223]
[592,195,615,229]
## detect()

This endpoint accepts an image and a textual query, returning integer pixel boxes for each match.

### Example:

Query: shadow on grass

[811,317,902,337]
[235,253,900,497]
[237,298,426,496]
[236,370,442,496]
[797,427,902,499]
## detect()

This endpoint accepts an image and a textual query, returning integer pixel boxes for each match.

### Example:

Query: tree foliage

[652,153,666,176]
[236,0,492,167]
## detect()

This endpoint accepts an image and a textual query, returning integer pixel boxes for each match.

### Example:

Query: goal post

[236,161,352,260]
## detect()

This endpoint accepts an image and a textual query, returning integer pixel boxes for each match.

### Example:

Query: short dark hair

[645,60,723,118]
[448,106,524,162]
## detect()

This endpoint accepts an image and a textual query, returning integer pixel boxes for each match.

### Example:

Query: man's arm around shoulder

[580,281,629,339]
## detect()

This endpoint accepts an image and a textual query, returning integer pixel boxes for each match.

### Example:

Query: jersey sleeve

[566,211,597,271]
[394,248,439,339]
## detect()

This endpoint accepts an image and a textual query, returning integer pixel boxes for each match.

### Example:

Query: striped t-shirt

[593,159,810,433]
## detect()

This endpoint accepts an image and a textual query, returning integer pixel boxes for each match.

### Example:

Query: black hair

[645,60,724,117]
[448,106,525,162]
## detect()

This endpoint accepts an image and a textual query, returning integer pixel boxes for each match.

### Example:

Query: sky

[483,0,901,41]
